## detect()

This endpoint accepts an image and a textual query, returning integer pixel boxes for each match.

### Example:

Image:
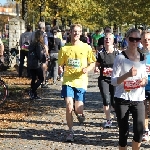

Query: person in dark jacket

[49,30,62,84]
[28,30,45,100]
[80,32,90,44]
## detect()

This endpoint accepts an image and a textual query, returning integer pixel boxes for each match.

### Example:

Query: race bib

[146,65,150,75]
[68,58,81,69]
[124,79,141,92]
[103,68,113,77]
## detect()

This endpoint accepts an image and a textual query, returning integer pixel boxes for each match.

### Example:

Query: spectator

[19,25,32,77]
[28,30,45,100]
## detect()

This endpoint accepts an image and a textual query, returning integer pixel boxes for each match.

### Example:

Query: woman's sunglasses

[129,37,141,42]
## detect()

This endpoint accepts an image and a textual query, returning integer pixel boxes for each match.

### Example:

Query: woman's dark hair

[34,30,44,46]
[104,26,111,32]
[26,25,32,32]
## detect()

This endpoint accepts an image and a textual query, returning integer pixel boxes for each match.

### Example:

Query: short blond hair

[70,24,82,31]
[105,32,113,36]
[141,30,150,37]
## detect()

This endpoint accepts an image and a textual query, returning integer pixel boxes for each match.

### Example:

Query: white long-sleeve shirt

[111,53,147,101]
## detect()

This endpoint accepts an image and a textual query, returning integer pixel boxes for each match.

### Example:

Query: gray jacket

[19,31,32,48]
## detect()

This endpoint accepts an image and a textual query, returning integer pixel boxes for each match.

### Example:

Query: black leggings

[30,67,44,94]
[115,97,145,147]
[98,79,115,108]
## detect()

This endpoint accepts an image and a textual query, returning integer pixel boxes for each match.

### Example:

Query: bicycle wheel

[0,80,8,105]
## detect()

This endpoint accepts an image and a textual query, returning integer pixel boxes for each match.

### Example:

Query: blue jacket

[121,39,128,48]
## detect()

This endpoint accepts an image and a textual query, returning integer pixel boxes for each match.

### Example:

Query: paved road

[0,72,150,150]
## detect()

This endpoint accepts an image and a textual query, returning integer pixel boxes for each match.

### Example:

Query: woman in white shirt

[111,28,147,150]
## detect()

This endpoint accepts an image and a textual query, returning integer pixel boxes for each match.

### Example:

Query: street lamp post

[32,13,35,31]
[16,1,20,17]
[22,0,28,21]
[61,17,65,30]
[39,4,42,21]
[53,6,59,27]
[67,19,72,26]
[38,0,46,22]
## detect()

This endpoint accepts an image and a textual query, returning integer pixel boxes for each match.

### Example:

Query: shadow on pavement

[0,128,149,149]
[0,128,118,147]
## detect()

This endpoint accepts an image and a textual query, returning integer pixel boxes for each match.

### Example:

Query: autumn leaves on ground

[0,68,52,129]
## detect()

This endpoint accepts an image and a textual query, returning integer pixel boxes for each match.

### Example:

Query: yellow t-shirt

[58,42,96,89]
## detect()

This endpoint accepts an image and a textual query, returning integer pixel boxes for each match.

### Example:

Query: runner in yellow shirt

[58,24,96,142]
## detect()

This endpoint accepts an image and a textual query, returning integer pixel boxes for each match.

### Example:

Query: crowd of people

[17,22,150,150]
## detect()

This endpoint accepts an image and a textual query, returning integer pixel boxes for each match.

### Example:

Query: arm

[117,66,141,85]
[82,46,96,73]
[94,51,102,72]
[94,62,100,73]
[0,43,4,56]
[58,48,65,74]
[111,55,137,86]
[19,34,22,48]
[44,36,48,47]
[58,39,62,50]
[140,62,148,87]
[116,72,130,85]
[87,62,96,72]
[91,36,94,47]
[111,55,125,86]
[82,62,96,74]
[44,45,49,56]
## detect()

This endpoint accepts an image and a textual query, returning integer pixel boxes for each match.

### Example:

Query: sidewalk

[0,72,149,150]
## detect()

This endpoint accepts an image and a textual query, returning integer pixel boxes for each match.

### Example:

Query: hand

[128,66,137,77]
[94,67,99,73]
[140,77,147,87]
[58,66,63,75]
[82,67,88,74]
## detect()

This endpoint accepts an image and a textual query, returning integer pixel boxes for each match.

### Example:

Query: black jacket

[28,42,45,69]
[48,37,61,53]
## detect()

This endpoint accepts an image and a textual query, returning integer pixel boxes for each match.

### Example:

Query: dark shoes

[76,114,85,124]
[28,89,34,100]
[34,95,41,100]
[28,90,41,100]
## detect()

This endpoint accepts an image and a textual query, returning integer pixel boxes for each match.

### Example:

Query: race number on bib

[124,79,141,91]
[146,65,150,75]
[68,58,81,69]
[103,68,113,77]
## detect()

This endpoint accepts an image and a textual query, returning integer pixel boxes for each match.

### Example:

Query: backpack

[27,43,41,69]
[21,32,31,51]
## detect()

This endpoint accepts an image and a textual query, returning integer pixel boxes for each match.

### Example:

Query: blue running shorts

[61,85,86,103]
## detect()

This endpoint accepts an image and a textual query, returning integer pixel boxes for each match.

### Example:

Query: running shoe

[104,120,112,128]
[77,114,85,124]
[66,130,74,142]
[142,130,150,141]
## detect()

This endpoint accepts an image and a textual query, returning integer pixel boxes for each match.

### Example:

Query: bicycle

[0,76,8,105]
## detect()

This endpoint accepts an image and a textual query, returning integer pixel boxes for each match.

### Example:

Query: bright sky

[0,0,7,5]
